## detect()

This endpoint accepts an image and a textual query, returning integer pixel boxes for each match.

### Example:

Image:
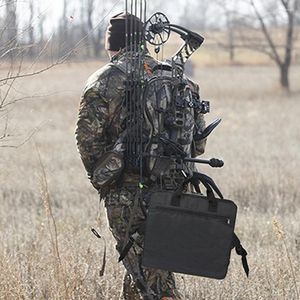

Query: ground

[0,61,299,299]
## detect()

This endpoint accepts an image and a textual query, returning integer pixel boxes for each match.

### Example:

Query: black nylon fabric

[142,191,237,279]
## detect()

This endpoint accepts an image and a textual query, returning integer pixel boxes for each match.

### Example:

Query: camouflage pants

[104,187,182,300]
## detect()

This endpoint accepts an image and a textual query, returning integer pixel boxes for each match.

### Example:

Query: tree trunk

[58,0,69,57]
[229,41,235,63]
[93,29,102,57]
[279,64,289,90]
[4,0,18,61]
[227,12,235,64]
[39,16,45,45]
[87,0,94,58]
[28,1,35,58]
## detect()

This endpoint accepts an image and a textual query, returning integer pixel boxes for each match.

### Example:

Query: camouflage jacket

[75,52,206,190]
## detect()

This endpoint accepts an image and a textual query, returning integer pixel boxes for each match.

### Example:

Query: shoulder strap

[232,233,249,277]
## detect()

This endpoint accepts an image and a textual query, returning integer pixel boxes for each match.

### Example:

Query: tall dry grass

[0,61,299,299]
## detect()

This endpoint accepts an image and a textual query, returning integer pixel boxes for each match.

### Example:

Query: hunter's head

[105,12,144,58]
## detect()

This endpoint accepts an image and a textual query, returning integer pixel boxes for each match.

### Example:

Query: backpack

[113,54,209,184]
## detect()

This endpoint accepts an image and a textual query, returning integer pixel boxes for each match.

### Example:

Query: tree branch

[280,0,289,10]
[250,0,283,66]
[0,57,67,84]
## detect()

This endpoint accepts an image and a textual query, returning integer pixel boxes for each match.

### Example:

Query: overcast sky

[13,0,114,35]
[3,0,276,39]
[13,0,185,36]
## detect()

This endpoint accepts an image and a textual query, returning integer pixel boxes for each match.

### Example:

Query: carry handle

[170,172,222,212]
[194,177,218,212]
[174,172,223,199]
[191,172,223,199]
[191,172,223,212]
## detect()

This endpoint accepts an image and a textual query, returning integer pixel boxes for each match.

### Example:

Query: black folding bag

[142,186,248,279]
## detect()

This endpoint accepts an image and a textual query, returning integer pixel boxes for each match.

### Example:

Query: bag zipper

[154,205,232,225]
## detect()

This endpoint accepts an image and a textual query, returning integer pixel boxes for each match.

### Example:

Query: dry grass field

[0,60,300,299]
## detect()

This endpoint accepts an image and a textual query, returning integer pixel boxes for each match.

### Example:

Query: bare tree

[2,0,18,61]
[179,0,211,31]
[87,0,103,57]
[80,0,90,57]
[58,0,69,57]
[78,0,117,58]
[35,2,46,47]
[241,0,300,90]
[28,0,35,58]
[213,0,240,63]
[227,12,236,62]
[0,0,71,148]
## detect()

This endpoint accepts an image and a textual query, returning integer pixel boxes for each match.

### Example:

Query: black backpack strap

[119,223,146,262]
[232,233,249,277]
[119,234,136,262]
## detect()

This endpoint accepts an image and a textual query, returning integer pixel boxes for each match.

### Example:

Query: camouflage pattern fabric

[75,52,206,184]
[104,187,182,299]
[75,51,206,299]
[75,63,127,181]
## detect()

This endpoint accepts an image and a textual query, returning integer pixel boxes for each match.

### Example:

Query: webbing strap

[232,233,249,277]
[119,235,136,262]
[119,224,145,262]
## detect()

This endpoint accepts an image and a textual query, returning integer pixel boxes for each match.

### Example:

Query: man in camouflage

[75,13,206,300]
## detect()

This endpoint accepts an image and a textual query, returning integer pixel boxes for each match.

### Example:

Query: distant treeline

[1,0,299,89]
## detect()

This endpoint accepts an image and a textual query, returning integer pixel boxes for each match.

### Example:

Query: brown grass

[0,61,300,299]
